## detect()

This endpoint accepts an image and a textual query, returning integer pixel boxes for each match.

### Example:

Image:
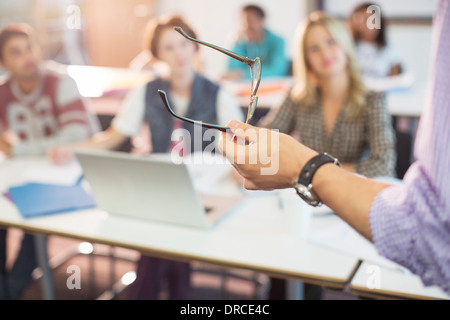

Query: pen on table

[75,174,84,185]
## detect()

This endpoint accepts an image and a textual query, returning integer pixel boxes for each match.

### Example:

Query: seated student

[259,11,396,179]
[348,2,403,78]
[0,23,99,299]
[53,14,244,299]
[222,4,289,80]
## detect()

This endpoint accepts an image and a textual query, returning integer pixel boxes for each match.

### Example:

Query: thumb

[243,178,259,190]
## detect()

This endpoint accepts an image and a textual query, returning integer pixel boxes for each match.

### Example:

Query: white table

[65,64,153,98]
[0,156,360,299]
[2,157,447,300]
[225,75,426,119]
[385,83,427,118]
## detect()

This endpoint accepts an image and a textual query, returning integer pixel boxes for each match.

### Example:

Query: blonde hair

[291,11,367,119]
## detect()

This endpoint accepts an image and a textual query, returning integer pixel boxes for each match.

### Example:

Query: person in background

[223,4,289,80]
[218,0,450,296]
[0,23,99,299]
[260,11,396,179]
[53,14,244,299]
[348,2,403,78]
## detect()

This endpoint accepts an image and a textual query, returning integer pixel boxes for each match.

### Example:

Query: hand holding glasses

[158,26,261,132]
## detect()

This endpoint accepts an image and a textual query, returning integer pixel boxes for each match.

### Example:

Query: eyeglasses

[158,26,261,132]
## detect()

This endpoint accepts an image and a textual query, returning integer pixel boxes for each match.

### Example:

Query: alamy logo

[366,5,381,30]
[66,5,81,30]
[366,264,381,289]
[66,265,81,290]
[169,126,280,176]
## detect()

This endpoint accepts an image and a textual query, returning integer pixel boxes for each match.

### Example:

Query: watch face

[294,184,322,207]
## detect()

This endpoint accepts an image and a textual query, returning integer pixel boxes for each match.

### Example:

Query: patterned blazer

[259,90,396,178]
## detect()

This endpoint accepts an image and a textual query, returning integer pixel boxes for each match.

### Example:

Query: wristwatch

[294,152,341,207]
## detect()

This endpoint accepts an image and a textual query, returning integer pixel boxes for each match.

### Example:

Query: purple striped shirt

[370,0,450,294]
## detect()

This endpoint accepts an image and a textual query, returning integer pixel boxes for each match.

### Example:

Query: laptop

[74,149,243,228]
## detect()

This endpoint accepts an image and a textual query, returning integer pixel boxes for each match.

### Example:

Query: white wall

[154,0,307,80]
[388,24,433,85]
[323,0,439,19]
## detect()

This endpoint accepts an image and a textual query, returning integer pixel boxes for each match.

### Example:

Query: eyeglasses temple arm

[174,26,254,67]
[157,90,229,133]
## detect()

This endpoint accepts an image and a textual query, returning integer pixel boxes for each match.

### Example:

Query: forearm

[312,164,390,241]
[69,127,127,151]
[341,162,355,173]
[47,127,128,165]
[0,138,12,156]
[12,125,90,156]
[220,120,391,242]
[389,64,402,76]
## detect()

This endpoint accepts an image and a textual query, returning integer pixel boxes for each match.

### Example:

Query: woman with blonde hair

[260,11,396,178]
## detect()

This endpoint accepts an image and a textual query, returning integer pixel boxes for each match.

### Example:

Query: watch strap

[297,153,338,186]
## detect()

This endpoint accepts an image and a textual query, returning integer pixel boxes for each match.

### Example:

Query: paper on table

[19,159,83,186]
[307,214,409,273]
[307,176,408,272]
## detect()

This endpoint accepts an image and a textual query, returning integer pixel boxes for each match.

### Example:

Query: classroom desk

[227,75,426,118]
[0,156,360,300]
[350,261,450,300]
[64,65,426,122]
[385,82,427,118]
[66,64,154,99]
[62,64,426,119]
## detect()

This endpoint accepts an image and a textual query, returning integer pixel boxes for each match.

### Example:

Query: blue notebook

[7,179,96,218]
